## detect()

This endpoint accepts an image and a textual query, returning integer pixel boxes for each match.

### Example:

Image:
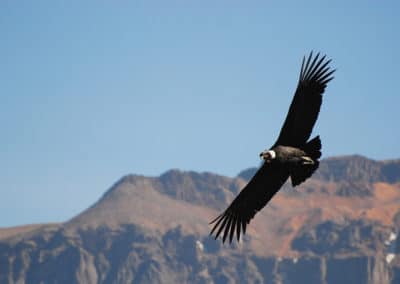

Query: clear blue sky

[1,1,399,227]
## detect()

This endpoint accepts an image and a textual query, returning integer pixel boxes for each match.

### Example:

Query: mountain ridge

[238,155,400,184]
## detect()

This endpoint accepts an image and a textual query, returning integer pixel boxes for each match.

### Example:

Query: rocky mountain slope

[0,155,399,283]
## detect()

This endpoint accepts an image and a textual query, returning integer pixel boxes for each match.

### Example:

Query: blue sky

[1,1,399,227]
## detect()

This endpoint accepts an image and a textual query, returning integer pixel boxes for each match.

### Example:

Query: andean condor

[210,52,335,243]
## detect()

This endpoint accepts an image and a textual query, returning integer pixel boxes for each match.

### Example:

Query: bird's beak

[259,151,267,161]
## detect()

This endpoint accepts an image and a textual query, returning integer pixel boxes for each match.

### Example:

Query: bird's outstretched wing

[273,52,335,147]
[210,162,289,243]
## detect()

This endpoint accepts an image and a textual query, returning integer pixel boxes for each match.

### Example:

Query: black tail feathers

[291,136,322,186]
[303,135,321,160]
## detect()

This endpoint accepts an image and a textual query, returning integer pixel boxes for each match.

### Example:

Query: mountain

[0,155,399,283]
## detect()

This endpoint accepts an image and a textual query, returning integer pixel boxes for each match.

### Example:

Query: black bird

[210,52,335,244]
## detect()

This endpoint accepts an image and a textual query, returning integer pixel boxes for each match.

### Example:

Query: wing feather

[210,162,289,243]
[216,216,229,240]
[300,52,314,81]
[236,218,241,241]
[222,217,232,243]
[308,55,327,79]
[274,52,335,147]
[306,52,321,78]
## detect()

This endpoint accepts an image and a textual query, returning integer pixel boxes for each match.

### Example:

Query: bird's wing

[273,52,335,147]
[210,162,289,243]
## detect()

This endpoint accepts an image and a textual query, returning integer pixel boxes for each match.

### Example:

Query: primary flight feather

[210,52,335,244]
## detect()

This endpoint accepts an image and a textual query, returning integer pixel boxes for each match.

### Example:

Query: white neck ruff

[268,150,276,159]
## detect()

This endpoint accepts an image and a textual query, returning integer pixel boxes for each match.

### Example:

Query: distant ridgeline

[238,155,400,184]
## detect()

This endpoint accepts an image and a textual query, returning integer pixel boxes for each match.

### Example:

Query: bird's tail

[291,136,321,186]
[303,135,322,160]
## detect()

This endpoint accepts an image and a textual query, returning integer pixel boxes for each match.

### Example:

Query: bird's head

[259,149,276,163]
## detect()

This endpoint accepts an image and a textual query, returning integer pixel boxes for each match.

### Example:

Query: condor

[210,52,335,243]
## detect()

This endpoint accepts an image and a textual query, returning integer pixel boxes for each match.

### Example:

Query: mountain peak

[64,169,243,235]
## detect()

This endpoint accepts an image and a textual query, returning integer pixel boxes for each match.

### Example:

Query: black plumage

[210,52,335,244]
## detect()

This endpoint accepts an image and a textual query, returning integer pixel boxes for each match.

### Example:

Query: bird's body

[210,52,335,243]
[269,136,321,187]
[270,146,309,165]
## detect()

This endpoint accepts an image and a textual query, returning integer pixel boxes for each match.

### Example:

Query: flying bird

[210,52,335,244]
